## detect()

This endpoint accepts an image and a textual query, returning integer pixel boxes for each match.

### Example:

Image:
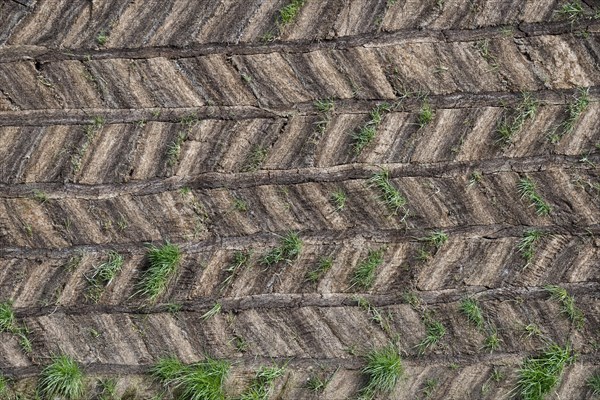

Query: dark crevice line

[12,282,599,319]
[0,86,599,127]
[0,19,595,64]
[0,154,596,198]
[1,222,599,259]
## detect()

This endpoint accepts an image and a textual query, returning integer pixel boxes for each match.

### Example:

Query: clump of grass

[167,131,188,168]
[518,229,544,267]
[0,301,31,354]
[517,177,551,216]
[165,303,182,314]
[350,248,385,290]
[232,334,248,353]
[417,100,434,128]
[419,230,448,249]
[468,171,483,187]
[0,374,8,397]
[97,378,117,400]
[475,39,499,70]
[201,302,222,321]
[403,291,421,309]
[352,103,392,155]
[38,354,85,400]
[86,251,124,302]
[262,232,302,266]
[152,356,230,400]
[137,242,182,302]
[421,378,438,398]
[314,99,335,134]
[484,330,502,353]
[459,298,484,330]
[545,285,585,329]
[97,32,108,46]
[355,296,392,335]
[32,189,48,203]
[550,87,590,143]
[415,230,448,262]
[306,369,337,393]
[315,98,334,114]
[523,323,543,338]
[221,250,251,290]
[557,0,585,24]
[278,0,305,27]
[515,343,573,400]
[242,145,268,172]
[0,301,17,333]
[496,92,538,146]
[239,365,286,400]
[588,373,600,396]
[416,319,446,355]
[305,256,333,283]
[331,188,347,211]
[369,170,407,215]
[359,344,403,400]
[233,197,248,212]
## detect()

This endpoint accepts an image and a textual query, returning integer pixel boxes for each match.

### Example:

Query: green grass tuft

[137,242,182,302]
[279,0,306,27]
[306,369,336,393]
[306,256,333,283]
[242,145,268,172]
[517,177,551,216]
[221,250,252,290]
[544,285,585,329]
[588,373,600,396]
[355,296,392,335]
[201,303,222,321]
[331,188,347,211]
[417,101,434,128]
[97,32,108,46]
[416,319,446,355]
[0,374,8,397]
[421,378,438,398]
[359,344,403,400]
[39,354,85,400]
[262,232,302,266]
[351,248,385,290]
[0,301,31,354]
[352,103,392,155]
[459,298,484,330]
[557,0,585,24]
[516,343,573,400]
[86,251,124,302]
[419,230,448,249]
[239,365,286,400]
[315,98,335,114]
[475,39,499,70]
[369,170,407,215]
[32,189,48,203]
[97,378,117,400]
[152,356,230,400]
[550,87,590,143]
[167,132,188,167]
[314,99,335,134]
[518,229,544,267]
[0,301,16,333]
[496,92,538,145]
[484,330,502,353]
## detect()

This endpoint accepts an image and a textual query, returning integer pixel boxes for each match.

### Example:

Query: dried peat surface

[1,1,599,399]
